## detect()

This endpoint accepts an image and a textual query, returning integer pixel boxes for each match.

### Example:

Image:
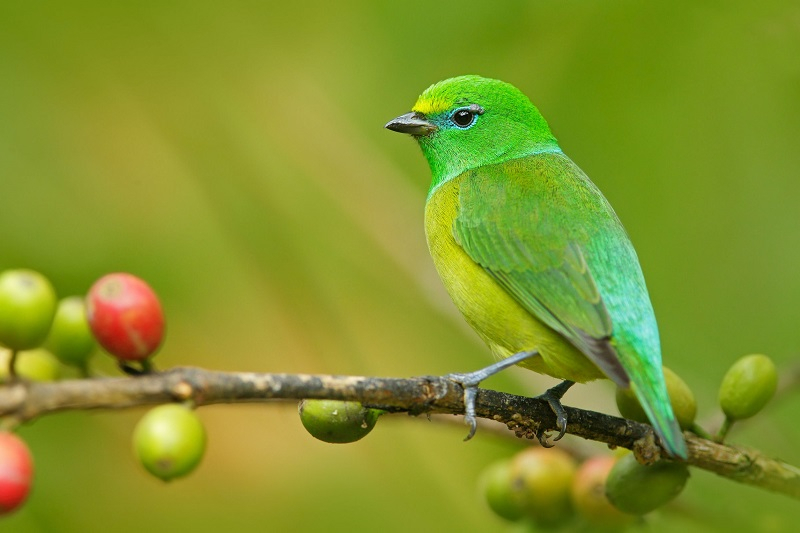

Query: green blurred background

[1,0,799,531]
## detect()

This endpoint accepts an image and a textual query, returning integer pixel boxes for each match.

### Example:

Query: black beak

[384,112,437,136]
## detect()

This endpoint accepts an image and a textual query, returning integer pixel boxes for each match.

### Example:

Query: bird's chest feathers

[424,178,544,354]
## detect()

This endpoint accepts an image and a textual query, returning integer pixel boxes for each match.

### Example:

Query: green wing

[452,152,629,387]
[451,151,688,458]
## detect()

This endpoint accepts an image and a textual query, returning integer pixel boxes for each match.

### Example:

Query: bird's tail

[630,376,688,460]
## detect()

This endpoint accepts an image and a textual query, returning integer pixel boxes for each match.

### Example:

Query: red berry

[86,273,165,361]
[0,432,34,515]
[570,456,633,527]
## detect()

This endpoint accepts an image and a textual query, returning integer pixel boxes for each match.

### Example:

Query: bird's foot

[445,350,539,442]
[533,380,575,446]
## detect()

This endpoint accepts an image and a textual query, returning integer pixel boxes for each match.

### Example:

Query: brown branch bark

[0,366,797,500]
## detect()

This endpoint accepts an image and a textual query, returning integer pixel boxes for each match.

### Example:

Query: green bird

[385,75,687,459]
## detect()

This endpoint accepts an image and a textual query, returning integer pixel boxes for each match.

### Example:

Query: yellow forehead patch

[412,96,451,116]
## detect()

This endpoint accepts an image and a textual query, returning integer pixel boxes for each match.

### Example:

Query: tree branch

[1,366,797,500]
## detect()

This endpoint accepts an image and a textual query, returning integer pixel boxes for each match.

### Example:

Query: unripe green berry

[45,296,96,367]
[615,386,647,424]
[510,447,577,525]
[479,459,525,522]
[616,366,696,430]
[719,354,778,421]
[605,453,689,515]
[0,348,61,382]
[133,404,206,482]
[298,400,380,443]
[664,367,698,430]
[0,269,57,351]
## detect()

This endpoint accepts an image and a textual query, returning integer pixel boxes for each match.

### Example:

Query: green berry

[719,354,778,421]
[605,453,689,515]
[664,367,698,430]
[616,366,697,430]
[570,456,634,528]
[133,404,206,482]
[615,387,647,424]
[0,348,61,382]
[298,400,380,444]
[45,296,96,367]
[0,269,57,351]
[479,459,525,522]
[510,447,577,525]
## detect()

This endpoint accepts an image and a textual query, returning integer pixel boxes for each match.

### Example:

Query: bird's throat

[422,145,563,200]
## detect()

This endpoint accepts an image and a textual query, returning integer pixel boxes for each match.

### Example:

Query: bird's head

[385,75,560,192]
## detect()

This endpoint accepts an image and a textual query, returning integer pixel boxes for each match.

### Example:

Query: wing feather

[452,154,630,387]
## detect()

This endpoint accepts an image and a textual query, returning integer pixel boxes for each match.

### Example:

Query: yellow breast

[424,177,605,383]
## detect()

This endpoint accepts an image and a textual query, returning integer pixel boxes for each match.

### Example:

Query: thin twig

[0,367,797,500]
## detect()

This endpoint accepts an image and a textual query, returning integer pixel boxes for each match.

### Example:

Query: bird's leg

[533,380,575,447]
[445,350,539,441]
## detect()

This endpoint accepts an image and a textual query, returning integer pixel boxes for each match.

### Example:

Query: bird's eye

[450,104,484,129]
[452,109,476,128]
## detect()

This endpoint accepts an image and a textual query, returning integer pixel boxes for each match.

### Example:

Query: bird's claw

[444,351,540,442]
[554,410,568,441]
[534,380,575,443]
[535,428,555,448]
[444,374,479,441]
[462,386,478,441]
[534,409,567,447]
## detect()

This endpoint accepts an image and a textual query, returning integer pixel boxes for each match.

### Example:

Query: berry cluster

[473,359,778,528]
[0,270,204,516]
[478,448,677,529]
